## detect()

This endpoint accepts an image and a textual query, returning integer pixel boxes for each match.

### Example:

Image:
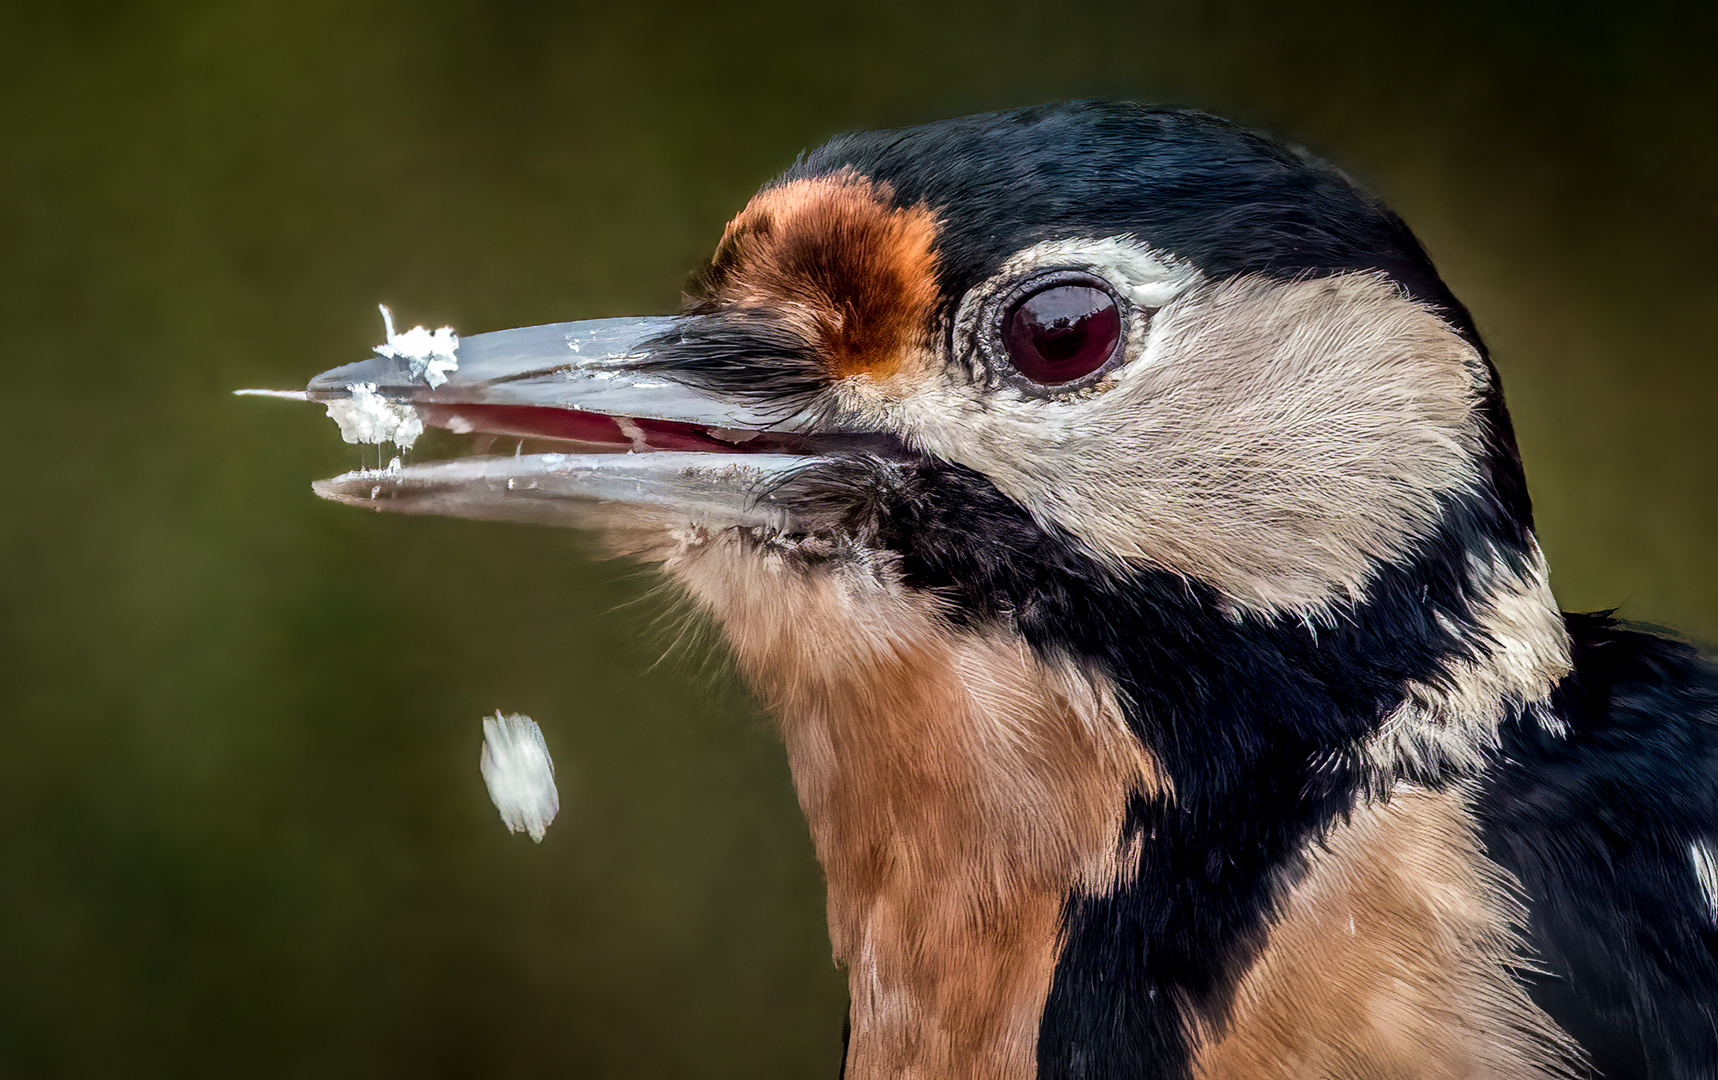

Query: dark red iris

[1001,283,1122,385]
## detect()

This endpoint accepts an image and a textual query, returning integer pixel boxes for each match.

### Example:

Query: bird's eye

[1001,282,1123,386]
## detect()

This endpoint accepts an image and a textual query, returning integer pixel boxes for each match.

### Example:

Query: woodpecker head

[288,101,1579,1074]
[314,100,1534,598]
[297,97,1571,801]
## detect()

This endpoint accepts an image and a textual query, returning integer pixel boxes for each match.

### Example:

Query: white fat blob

[324,381,424,450]
[480,711,559,843]
[375,303,459,388]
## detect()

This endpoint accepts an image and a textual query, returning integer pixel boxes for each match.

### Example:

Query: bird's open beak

[248,315,854,532]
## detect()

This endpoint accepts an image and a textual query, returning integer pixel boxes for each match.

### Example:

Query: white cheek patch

[894,272,1491,616]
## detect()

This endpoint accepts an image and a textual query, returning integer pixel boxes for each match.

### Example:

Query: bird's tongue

[416,402,807,455]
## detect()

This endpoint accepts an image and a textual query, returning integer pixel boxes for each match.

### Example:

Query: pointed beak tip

[234,388,315,401]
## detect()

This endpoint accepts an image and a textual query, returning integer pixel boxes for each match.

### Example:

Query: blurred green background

[2,1,1713,1076]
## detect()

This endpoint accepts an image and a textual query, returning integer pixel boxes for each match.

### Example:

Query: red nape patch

[693,170,942,380]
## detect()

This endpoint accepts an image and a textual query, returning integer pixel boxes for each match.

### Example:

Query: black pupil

[1002,284,1121,384]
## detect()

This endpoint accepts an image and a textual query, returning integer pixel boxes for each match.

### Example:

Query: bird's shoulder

[1479,612,1718,1079]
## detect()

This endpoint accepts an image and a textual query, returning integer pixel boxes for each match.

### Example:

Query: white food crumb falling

[480,711,559,843]
[324,381,424,450]
[375,304,459,388]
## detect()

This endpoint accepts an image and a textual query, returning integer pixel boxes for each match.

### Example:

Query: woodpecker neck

[810,455,1568,1076]
[1032,506,1568,1076]
[664,530,1162,1080]
[663,454,1568,1079]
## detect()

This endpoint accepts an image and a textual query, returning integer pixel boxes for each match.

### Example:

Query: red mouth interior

[418,403,810,455]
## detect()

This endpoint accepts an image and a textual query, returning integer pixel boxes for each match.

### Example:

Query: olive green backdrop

[2,1,1713,1076]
